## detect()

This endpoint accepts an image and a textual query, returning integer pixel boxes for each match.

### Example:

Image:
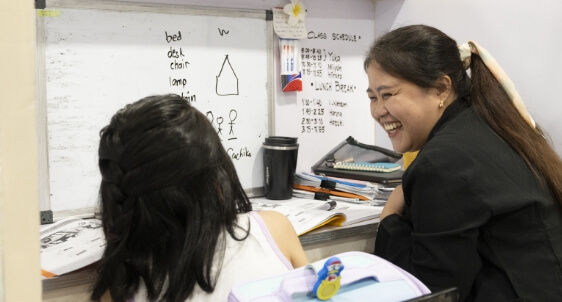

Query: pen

[335,199,365,205]
[282,40,288,74]
[314,200,337,211]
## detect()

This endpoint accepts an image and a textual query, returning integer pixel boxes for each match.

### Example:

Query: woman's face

[367,61,444,153]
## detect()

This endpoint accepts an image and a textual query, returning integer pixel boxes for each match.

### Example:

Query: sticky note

[37,10,61,17]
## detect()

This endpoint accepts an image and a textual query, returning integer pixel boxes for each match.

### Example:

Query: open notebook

[251,198,382,236]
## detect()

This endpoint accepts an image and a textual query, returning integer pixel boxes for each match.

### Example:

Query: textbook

[251,198,383,236]
[40,217,105,278]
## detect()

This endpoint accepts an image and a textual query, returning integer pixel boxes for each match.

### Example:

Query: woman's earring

[439,100,444,108]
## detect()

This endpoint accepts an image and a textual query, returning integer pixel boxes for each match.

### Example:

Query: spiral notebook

[333,162,402,173]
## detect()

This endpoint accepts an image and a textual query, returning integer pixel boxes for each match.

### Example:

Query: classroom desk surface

[299,218,379,246]
[42,218,379,300]
[299,218,378,262]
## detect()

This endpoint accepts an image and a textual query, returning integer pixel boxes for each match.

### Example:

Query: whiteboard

[273,17,376,173]
[36,1,273,214]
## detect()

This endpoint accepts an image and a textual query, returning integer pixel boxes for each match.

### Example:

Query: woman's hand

[380,185,405,221]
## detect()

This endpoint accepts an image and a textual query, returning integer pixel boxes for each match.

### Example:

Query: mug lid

[264,136,298,146]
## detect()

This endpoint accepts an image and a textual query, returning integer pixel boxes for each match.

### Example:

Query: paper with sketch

[251,198,382,236]
[40,217,105,278]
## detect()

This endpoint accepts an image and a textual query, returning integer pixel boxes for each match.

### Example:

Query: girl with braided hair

[91,94,308,302]
[365,25,562,301]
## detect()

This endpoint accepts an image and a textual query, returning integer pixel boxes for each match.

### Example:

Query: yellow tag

[37,10,61,17]
[403,150,419,170]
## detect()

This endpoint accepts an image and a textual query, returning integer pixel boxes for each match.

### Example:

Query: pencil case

[312,136,403,185]
[228,251,430,301]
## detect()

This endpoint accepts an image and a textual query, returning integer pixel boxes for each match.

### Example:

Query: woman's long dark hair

[91,94,253,301]
[364,24,562,211]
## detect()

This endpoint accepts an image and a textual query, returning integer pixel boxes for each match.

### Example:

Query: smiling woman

[366,59,450,153]
[364,24,562,302]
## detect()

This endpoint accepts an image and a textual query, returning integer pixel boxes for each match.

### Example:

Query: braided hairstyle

[364,24,562,211]
[91,94,252,302]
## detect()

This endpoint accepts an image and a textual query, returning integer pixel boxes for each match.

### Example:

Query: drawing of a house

[216,55,239,96]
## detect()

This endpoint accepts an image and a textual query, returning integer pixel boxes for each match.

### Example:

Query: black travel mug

[263,136,299,200]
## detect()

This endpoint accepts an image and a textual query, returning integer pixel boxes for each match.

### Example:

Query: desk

[42,219,379,301]
[300,218,378,261]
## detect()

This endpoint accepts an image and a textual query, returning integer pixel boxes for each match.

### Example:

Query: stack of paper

[294,172,393,202]
[40,217,105,279]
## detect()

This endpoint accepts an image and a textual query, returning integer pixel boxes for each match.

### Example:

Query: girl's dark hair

[91,94,253,301]
[364,24,562,211]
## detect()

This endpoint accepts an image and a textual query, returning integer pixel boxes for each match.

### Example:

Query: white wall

[0,0,42,301]
[374,0,562,156]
